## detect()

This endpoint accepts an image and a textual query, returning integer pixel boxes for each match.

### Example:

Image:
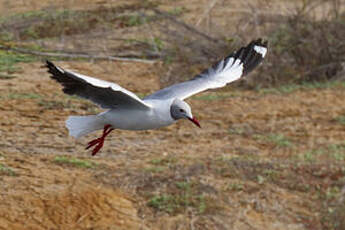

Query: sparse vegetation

[37,99,66,110]
[145,156,178,174]
[123,14,147,27]
[336,115,345,125]
[167,7,186,16]
[193,92,238,101]
[227,182,244,191]
[228,127,245,135]
[0,163,16,176]
[0,5,156,42]
[53,156,96,168]
[300,143,345,162]
[7,92,41,100]
[254,133,293,148]
[267,134,293,148]
[147,181,211,214]
[0,51,36,75]
[0,73,16,79]
[149,156,177,166]
[258,81,345,94]
[144,166,165,173]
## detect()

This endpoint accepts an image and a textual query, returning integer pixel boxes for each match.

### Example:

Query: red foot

[86,124,114,156]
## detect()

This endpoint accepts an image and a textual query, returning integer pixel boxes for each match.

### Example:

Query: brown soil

[1,59,344,230]
[1,1,345,230]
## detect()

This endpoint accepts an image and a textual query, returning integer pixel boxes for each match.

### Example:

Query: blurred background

[0,1,345,230]
[1,0,344,87]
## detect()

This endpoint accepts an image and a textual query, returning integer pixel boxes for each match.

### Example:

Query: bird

[46,38,268,156]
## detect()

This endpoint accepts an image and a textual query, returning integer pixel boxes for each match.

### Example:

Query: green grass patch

[193,92,238,101]
[0,4,157,42]
[0,9,86,40]
[257,175,266,184]
[0,73,17,79]
[263,168,279,180]
[254,133,293,148]
[144,166,166,173]
[227,182,244,191]
[121,14,148,27]
[148,193,207,214]
[325,186,341,200]
[0,32,14,42]
[6,92,42,100]
[0,50,37,74]
[228,127,245,135]
[0,163,16,176]
[145,156,178,173]
[267,134,293,148]
[299,143,345,162]
[38,99,66,110]
[147,181,211,214]
[167,7,187,16]
[329,144,345,161]
[149,156,177,166]
[335,115,345,125]
[0,10,51,23]
[300,150,322,162]
[258,81,345,95]
[53,156,96,169]
[258,84,301,94]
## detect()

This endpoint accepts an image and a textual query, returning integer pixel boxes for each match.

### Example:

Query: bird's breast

[102,101,175,130]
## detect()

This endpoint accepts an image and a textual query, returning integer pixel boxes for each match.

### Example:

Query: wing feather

[46,61,151,110]
[145,39,268,100]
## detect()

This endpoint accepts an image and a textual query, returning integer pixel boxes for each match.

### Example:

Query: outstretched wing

[145,39,267,100]
[46,61,151,110]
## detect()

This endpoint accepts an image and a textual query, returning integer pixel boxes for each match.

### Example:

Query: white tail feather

[66,115,104,138]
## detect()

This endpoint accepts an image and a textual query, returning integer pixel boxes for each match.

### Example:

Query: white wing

[46,61,151,110]
[145,39,268,100]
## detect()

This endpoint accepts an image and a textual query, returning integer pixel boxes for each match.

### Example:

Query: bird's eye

[179,109,185,113]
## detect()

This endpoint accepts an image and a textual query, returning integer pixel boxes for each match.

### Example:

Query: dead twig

[190,216,198,230]
[244,0,262,38]
[74,213,90,226]
[195,0,219,27]
[0,45,158,64]
[152,9,225,46]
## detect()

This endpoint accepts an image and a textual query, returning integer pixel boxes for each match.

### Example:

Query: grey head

[170,98,201,128]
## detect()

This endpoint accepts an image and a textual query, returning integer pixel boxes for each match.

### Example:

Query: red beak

[188,117,201,128]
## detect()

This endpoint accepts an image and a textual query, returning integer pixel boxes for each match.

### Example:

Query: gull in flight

[46,39,268,155]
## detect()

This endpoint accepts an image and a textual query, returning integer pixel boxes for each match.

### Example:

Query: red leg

[86,125,111,149]
[86,125,112,149]
[86,124,114,156]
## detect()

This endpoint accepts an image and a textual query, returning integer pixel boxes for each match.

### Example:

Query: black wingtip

[46,60,51,65]
[45,60,56,70]
[239,38,268,75]
[45,60,54,70]
[45,60,64,74]
[255,38,268,48]
[250,38,268,48]
[45,59,68,85]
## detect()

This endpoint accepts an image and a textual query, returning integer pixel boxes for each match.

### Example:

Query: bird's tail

[65,115,104,139]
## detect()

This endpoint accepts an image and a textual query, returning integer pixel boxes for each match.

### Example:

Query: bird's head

[170,98,201,128]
